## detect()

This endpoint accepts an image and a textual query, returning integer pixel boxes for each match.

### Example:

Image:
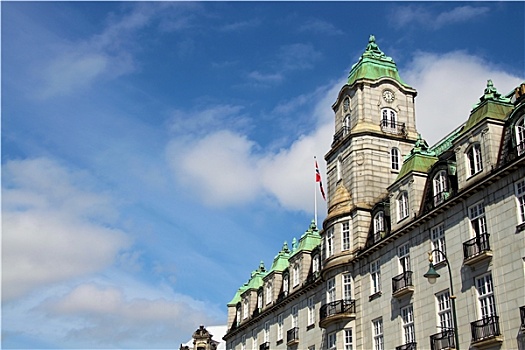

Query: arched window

[391,148,400,170]
[397,192,409,221]
[283,274,289,295]
[312,254,320,273]
[467,143,483,176]
[381,108,397,132]
[343,114,351,135]
[433,170,448,205]
[516,116,525,156]
[373,211,385,242]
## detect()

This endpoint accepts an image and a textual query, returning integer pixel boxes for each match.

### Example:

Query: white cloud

[404,51,523,145]
[391,5,490,30]
[2,158,131,301]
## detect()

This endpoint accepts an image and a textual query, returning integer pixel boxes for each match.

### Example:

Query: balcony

[396,342,417,350]
[259,342,270,350]
[521,306,525,329]
[433,191,450,207]
[430,330,456,350]
[304,271,320,286]
[286,327,299,346]
[332,126,350,146]
[276,291,288,303]
[470,316,502,346]
[392,271,414,298]
[463,233,492,265]
[319,299,356,328]
[380,119,406,135]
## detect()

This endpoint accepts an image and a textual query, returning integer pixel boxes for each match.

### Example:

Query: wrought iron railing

[286,327,299,344]
[381,119,406,135]
[520,306,525,328]
[430,330,455,350]
[395,342,417,350]
[503,139,525,163]
[433,191,450,207]
[332,126,350,146]
[471,315,501,342]
[259,341,270,350]
[463,233,490,260]
[304,271,320,286]
[392,271,413,294]
[277,291,288,303]
[319,299,356,321]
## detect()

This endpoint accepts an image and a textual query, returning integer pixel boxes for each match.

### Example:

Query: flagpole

[314,156,318,227]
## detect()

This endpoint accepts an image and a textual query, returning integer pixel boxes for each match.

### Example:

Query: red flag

[315,159,326,201]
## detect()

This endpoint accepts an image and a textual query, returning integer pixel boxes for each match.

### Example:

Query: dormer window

[397,192,409,222]
[265,283,272,305]
[433,170,448,206]
[325,227,334,258]
[467,143,483,176]
[373,211,385,242]
[391,148,400,171]
[516,116,525,156]
[257,290,263,309]
[292,264,300,287]
[243,297,249,320]
[312,254,320,273]
[283,274,289,295]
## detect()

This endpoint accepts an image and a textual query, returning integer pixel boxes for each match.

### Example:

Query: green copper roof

[268,242,291,273]
[348,35,409,87]
[461,80,513,135]
[227,284,248,306]
[228,261,266,305]
[395,135,438,182]
[290,220,322,258]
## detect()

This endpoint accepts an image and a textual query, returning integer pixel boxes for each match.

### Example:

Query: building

[181,325,225,350]
[223,35,525,350]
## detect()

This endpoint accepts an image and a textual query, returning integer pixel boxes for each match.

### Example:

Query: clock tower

[322,35,419,268]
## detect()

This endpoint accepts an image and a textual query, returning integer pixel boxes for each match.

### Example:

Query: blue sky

[2,1,524,348]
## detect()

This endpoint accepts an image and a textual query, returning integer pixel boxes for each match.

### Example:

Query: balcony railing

[503,139,525,163]
[304,271,320,286]
[430,330,455,350]
[471,315,501,343]
[332,127,350,146]
[392,271,414,297]
[259,342,270,350]
[463,233,491,263]
[380,119,406,135]
[520,306,525,328]
[277,291,288,303]
[395,342,417,350]
[319,299,356,327]
[433,191,450,207]
[286,327,299,345]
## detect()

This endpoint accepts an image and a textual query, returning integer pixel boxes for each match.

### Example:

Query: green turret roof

[461,80,513,135]
[290,220,322,258]
[268,242,291,273]
[228,261,266,305]
[395,135,438,182]
[348,35,409,87]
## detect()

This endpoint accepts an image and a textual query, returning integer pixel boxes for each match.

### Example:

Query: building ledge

[464,250,493,266]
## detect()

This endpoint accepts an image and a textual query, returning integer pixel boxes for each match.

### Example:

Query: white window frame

[236,305,241,326]
[327,277,336,303]
[476,273,496,319]
[516,116,525,155]
[381,108,398,133]
[469,202,487,237]
[243,297,249,319]
[433,170,448,205]
[373,318,384,350]
[342,221,350,251]
[397,192,409,221]
[467,143,483,176]
[373,211,385,239]
[436,290,453,332]
[401,305,415,344]
[342,273,352,301]
[370,259,381,295]
[257,291,263,309]
[292,263,300,287]
[283,274,289,295]
[312,254,320,273]
[337,157,343,180]
[327,331,337,350]
[264,321,270,342]
[326,228,334,257]
[252,329,257,350]
[516,178,525,224]
[391,147,400,171]
[292,304,298,328]
[398,243,411,273]
[265,283,272,305]
[241,334,246,350]
[307,296,315,325]
[431,224,446,264]
[344,328,353,350]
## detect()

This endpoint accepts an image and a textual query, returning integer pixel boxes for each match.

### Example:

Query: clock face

[383,90,395,103]
[343,98,350,111]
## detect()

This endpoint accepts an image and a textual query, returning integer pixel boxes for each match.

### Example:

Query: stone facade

[223,36,525,350]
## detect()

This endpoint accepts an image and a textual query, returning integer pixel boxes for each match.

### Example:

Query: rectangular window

[398,243,411,273]
[476,273,496,318]
[327,331,337,350]
[469,202,487,236]
[468,144,483,176]
[327,277,336,303]
[370,259,381,294]
[516,178,525,224]
[308,346,315,350]
[252,329,257,350]
[264,321,270,342]
[277,314,283,340]
[266,283,272,305]
[436,290,452,331]
[307,296,315,326]
[326,228,334,257]
[292,305,298,328]
[241,335,246,350]
[373,318,384,350]
[398,192,409,221]
[344,328,353,350]
[243,298,249,319]
[401,305,415,344]
[342,221,350,251]
[431,224,446,264]
[343,273,352,300]
[293,264,300,287]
